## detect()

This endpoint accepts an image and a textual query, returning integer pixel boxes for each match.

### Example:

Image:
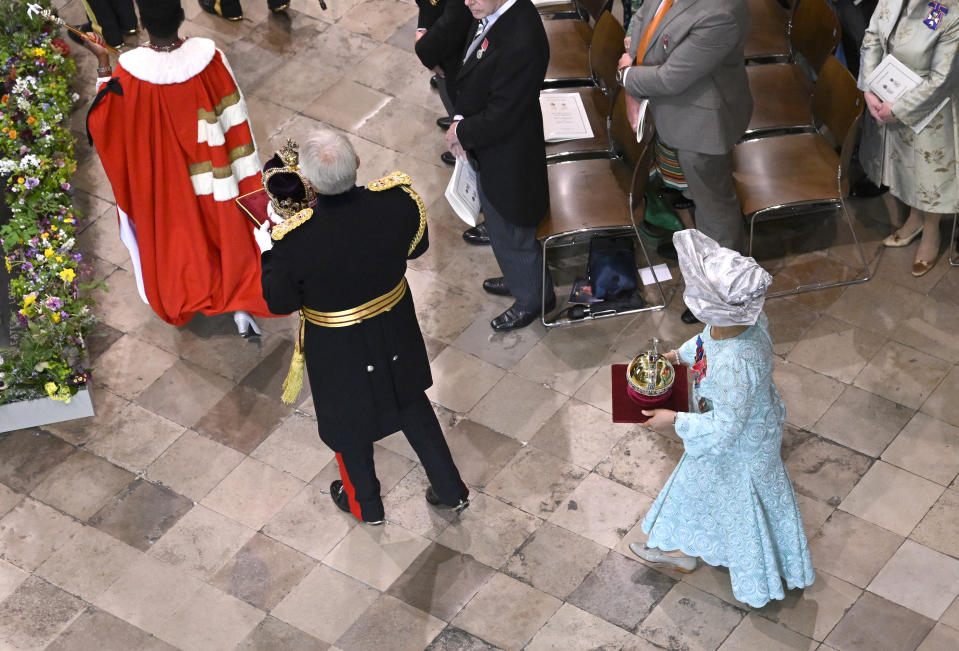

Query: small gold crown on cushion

[262,138,317,219]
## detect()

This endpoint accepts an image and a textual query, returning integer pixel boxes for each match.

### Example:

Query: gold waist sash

[301,278,407,328]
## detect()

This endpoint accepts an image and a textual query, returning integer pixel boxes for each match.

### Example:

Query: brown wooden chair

[733,56,870,296]
[543,0,618,87]
[542,12,626,160]
[744,0,794,63]
[538,93,667,325]
[744,0,841,136]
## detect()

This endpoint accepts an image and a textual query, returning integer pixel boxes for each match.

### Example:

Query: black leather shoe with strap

[462,222,490,245]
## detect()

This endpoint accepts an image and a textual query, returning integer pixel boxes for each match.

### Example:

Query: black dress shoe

[462,222,490,245]
[425,486,469,512]
[267,0,291,12]
[850,178,888,198]
[430,75,439,89]
[198,0,243,20]
[482,276,511,296]
[330,480,384,525]
[437,116,454,130]
[680,308,701,324]
[441,151,456,166]
[490,296,556,331]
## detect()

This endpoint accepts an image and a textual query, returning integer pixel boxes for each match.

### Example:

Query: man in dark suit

[415,0,474,125]
[446,0,554,331]
[256,131,469,524]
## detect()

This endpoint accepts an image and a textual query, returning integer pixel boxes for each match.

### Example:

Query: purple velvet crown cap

[263,154,308,204]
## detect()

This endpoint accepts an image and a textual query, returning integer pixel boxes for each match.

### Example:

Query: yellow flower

[4,258,10,273]
[59,268,76,283]
[45,382,58,397]
[44,247,53,258]
[40,232,49,239]
[22,293,37,308]
[50,225,58,231]
[51,312,61,323]
[16,177,24,184]
[55,256,63,263]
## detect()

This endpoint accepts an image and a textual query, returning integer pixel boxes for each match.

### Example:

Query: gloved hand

[254,221,273,253]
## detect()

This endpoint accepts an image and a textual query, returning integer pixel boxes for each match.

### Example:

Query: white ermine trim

[196,100,250,146]
[119,38,216,85]
[190,151,261,201]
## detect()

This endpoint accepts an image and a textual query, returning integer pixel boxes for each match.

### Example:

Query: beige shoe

[912,257,938,277]
[629,542,698,573]
[883,226,923,247]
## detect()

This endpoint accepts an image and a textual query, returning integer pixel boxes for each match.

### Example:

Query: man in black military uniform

[255,131,469,524]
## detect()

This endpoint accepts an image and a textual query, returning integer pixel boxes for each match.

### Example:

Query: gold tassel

[281,313,306,404]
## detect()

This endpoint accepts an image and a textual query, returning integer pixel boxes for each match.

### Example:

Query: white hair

[299,128,358,195]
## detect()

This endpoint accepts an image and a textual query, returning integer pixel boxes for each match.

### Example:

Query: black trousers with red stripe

[335,392,468,522]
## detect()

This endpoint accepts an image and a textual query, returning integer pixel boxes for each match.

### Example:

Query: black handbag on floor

[588,235,639,299]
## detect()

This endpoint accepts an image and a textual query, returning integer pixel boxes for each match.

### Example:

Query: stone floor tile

[572,363,616,414]
[796,494,835,540]
[526,602,652,651]
[0,428,75,493]
[263,482,356,560]
[350,42,438,112]
[309,445,415,502]
[381,467,460,539]
[85,402,186,473]
[485,446,587,518]
[773,360,844,429]
[86,267,152,335]
[236,616,329,651]
[824,591,934,651]
[146,430,245,502]
[921,366,959,430]
[75,210,130,268]
[336,594,446,651]
[854,341,952,410]
[426,347,506,414]
[434,493,541,568]
[764,296,820,357]
[917,623,959,651]
[83,322,124,366]
[202,457,305,530]
[757,572,862,642]
[868,540,959,620]
[324,522,431,591]
[271,564,379,644]
[152,582,265,651]
[451,572,561,650]
[406,269,488,345]
[503,522,607,600]
[0,576,85,651]
[45,607,157,651]
[514,321,624,397]
[811,385,913,457]
[0,485,20,520]
[786,315,885,384]
[809,511,904,588]
[468,374,568,443]
[681,564,751,611]
[441,420,524,489]
[782,427,873,504]
[451,303,545,371]
[173,328,290,385]
[911,488,959,558]
[892,295,959,364]
[89,479,194,551]
[840,461,944,537]
[637,582,746,650]
[148,505,255,580]
[194,385,292,454]
[94,335,179,400]
[36,524,141,602]
[386,543,495,622]
[530,400,634,471]
[210,532,315,611]
[882,413,959,485]
[30,450,134,521]
[0,498,82,571]
[944,594,959,630]
[44,388,129,447]
[424,626,502,651]
[594,427,685,500]
[238,337,298,399]
[547,473,648,548]
[0,560,28,604]
[719,613,817,651]
[136,359,235,429]
[825,278,924,337]
[251,412,335,481]
[566,550,676,632]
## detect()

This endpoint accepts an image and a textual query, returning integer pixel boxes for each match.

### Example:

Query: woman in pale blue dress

[634,229,815,608]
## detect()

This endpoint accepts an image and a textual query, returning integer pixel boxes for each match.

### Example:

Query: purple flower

[45,297,62,310]
[25,177,39,189]
[60,182,70,190]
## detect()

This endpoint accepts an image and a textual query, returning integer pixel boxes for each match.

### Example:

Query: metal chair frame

[950,212,958,266]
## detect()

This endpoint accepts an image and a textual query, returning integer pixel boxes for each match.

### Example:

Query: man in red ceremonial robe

[83,0,275,333]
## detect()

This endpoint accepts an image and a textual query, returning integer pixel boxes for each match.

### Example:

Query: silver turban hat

[674,229,772,326]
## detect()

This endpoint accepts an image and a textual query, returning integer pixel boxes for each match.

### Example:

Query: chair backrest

[589,12,627,93]
[629,122,656,221]
[791,0,841,72]
[580,0,614,23]
[609,92,646,166]
[812,56,863,192]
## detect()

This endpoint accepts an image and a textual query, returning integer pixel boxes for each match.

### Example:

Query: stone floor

[2,1,959,649]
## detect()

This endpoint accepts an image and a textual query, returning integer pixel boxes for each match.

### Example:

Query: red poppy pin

[477,38,489,60]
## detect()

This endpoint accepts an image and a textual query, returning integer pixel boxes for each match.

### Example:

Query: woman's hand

[864,91,883,120]
[642,409,676,431]
[79,30,112,70]
[663,349,680,365]
[875,101,898,124]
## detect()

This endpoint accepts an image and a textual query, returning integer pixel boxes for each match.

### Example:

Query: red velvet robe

[87,38,273,325]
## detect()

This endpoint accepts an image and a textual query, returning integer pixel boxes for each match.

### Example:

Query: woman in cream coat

[859,0,958,276]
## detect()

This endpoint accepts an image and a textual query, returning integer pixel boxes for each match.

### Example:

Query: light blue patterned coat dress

[642,312,815,608]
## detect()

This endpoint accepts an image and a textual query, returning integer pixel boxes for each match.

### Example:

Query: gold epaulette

[271,207,313,241]
[367,171,412,191]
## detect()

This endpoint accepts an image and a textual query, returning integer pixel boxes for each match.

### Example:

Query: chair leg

[950,212,959,267]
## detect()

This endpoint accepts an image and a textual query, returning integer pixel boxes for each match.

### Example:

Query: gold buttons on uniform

[392,355,399,361]
[367,365,374,372]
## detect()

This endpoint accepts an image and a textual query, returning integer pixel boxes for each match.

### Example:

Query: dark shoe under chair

[482,276,511,296]
[330,480,385,525]
[462,222,490,245]
[441,151,456,166]
[437,116,454,130]
[425,486,469,513]
[490,296,556,332]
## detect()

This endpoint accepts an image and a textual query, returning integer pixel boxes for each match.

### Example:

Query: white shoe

[233,311,261,337]
[629,542,698,573]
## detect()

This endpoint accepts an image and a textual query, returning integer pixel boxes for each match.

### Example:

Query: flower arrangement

[0,0,95,405]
